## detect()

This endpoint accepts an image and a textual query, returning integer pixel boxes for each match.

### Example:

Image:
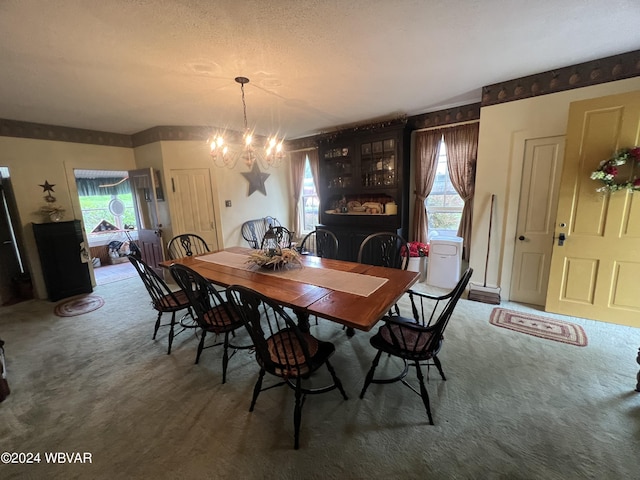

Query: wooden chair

[169,263,251,383]
[128,255,193,355]
[226,284,348,449]
[344,231,411,336]
[167,233,210,260]
[359,268,473,424]
[260,225,293,250]
[298,228,339,326]
[241,217,281,249]
[298,228,339,259]
[357,231,409,270]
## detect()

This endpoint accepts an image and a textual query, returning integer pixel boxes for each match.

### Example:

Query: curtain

[307,149,321,230]
[413,129,442,243]
[443,123,478,261]
[307,149,320,200]
[289,151,307,237]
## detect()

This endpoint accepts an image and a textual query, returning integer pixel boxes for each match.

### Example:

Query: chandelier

[209,76,285,169]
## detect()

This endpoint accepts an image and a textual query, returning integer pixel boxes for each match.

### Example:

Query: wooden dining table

[161,246,419,332]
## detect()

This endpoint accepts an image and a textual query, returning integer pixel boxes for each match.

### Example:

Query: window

[300,156,320,234]
[425,139,464,240]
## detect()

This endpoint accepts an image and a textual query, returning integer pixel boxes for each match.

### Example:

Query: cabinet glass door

[323,145,352,189]
[360,137,396,187]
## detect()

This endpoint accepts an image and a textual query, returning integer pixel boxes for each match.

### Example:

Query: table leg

[294,309,311,333]
[636,348,640,392]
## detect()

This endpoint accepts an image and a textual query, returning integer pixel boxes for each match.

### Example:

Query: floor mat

[490,307,587,347]
[54,295,105,317]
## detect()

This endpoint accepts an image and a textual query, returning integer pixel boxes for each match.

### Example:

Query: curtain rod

[287,146,318,153]
[413,119,479,134]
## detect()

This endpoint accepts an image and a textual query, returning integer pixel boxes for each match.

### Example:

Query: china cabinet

[317,120,409,261]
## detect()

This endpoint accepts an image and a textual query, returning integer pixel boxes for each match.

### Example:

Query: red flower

[604,165,618,176]
[630,147,640,159]
[404,241,429,257]
[634,178,640,187]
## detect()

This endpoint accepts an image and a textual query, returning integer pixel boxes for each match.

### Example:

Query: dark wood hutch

[317,119,410,261]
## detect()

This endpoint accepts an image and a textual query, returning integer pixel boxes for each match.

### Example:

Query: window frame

[298,155,320,235]
[424,138,464,239]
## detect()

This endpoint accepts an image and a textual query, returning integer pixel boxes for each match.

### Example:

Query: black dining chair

[260,225,293,250]
[241,217,281,249]
[343,231,411,336]
[128,255,193,355]
[226,284,348,449]
[167,233,210,260]
[359,268,473,425]
[169,263,251,383]
[357,231,409,270]
[298,228,340,326]
[298,228,339,259]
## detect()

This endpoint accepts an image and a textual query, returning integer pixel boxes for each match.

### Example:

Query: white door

[169,168,219,251]
[510,136,565,305]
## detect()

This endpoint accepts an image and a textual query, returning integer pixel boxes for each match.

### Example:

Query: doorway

[509,136,565,305]
[74,169,137,286]
[0,167,31,305]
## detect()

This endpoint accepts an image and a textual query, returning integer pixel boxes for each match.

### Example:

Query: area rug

[54,294,105,317]
[490,307,588,347]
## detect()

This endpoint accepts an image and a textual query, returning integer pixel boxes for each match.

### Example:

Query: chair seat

[202,304,242,332]
[263,329,334,378]
[154,289,191,312]
[371,316,441,362]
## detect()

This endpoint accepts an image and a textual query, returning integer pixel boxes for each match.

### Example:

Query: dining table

[161,246,420,333]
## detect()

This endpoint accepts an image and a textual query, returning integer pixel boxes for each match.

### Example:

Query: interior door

[169,168,219,251]
[510,136,564,305]
[0,171,24,304]
[128,168,164,274]
[545,90,640,326]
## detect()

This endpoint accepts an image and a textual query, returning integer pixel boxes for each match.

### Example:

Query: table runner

[198,251,387,297]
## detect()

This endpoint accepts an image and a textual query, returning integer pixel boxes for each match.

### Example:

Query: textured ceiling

[1,0,639,139]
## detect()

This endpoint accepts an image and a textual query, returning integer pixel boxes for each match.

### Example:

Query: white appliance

[426,236,463,289]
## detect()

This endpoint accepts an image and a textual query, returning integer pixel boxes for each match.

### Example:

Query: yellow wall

[0,137,136,298]
[472,77,640,299]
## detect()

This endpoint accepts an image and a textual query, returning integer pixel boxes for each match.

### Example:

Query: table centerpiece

[246,247,303,270]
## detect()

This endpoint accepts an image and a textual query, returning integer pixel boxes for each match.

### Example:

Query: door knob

[518,235,526,241]
[557,233,566,246]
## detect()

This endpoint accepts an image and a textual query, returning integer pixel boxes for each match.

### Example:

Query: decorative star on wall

[241,163,270,196]
[39,180,56,193]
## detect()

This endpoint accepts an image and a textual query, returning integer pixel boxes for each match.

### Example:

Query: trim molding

[0,119,132,147]
[481,49,640,107]
[407,104,481,131]
[131,125,249,148]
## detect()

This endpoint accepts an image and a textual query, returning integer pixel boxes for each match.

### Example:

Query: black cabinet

[318,120,410,261]
[33,220,92,301]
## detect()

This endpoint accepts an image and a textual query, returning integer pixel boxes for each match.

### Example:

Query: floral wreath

[590,146,640,193]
